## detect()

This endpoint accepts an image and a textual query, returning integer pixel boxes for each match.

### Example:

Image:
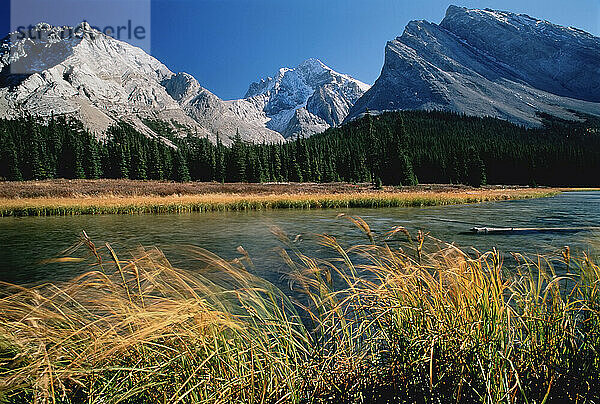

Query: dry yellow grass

[1,220,599,402]
[558,187,600,192]
[0,188,560,216]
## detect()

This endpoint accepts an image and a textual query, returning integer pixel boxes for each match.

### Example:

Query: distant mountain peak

[445,4,466,17]
[298,57,327,69]
[239,58,370,137]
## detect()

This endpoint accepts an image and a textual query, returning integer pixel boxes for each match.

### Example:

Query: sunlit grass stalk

[0,217,599,403]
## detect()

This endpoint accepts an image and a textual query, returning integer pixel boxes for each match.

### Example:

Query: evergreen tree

[147,141,164,180]
[272,146,282,182]
[228,132,246,182]
[58,130,85,179]
[82,133,101,179]
[173,149,191,182]
[0,136,22,180]
[215,135,226,182]
[467,149,486,187]
[30,126,47,180]
[289,156,303,183]
[130,141,148,180]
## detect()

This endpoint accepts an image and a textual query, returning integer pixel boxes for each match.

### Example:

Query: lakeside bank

[0,181,560,216]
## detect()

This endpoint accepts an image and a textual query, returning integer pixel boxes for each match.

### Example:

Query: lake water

[1,191,599,286]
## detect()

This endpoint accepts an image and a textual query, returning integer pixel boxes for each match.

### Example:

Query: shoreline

[0,182,561,217]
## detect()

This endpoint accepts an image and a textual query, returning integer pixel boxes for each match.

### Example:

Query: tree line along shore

[1,110,599,188]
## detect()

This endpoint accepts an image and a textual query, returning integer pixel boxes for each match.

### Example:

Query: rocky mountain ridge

[346,5,600,126]
[0,23,368,143]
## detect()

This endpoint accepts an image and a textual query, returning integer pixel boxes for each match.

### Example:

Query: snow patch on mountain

[176,58,370,140]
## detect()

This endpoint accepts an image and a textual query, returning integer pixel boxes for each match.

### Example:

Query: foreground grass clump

[0,187,559,216]
[1,221,599,403]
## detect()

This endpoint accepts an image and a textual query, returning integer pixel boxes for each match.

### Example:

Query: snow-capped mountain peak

[0,22,285,144]
[0,21,194,137]
[240,58,370,137]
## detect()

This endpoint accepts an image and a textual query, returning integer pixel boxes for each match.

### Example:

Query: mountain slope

[346,6,600,126]
[0,22,210,139]
[0,23,365,142]
[162,72,283,143]
[0,23,284,144]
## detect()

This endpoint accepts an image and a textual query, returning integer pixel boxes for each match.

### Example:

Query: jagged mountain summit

[161,72,283,143]
[177,58,371,140]
[0,22,284,144]
[241,58,370,138]
[0,23,203,140]
[347,5,600,126]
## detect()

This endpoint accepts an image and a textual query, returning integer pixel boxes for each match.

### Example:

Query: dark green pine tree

[215,134,226,183]
[82,133,102,179]
[115,143,130,179]
[206,139,216,181]
[322,155,336,183]
[159,145,172,180]
[272,145,282,182]
[228,131,246,182]
[58,130,85,179]
[364,109,378,185]
[45,117,61,178]
[29,124,48,180]
[246,148,263,183]
[147,141,164,180]
[397,152,417,186]
[289,153,303,183]
[130,140,148,180]
[172,149,191,182]
[388,119,417,186]
[296,136,312,181]
[467,148,487,187]
[0,135,22,180]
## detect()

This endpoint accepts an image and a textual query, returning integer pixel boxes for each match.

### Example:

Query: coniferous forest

[1,110,599,187]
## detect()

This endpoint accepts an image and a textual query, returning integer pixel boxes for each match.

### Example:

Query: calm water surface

[1,191,599,285]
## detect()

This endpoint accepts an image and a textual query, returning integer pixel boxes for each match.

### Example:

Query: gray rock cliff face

[347,6,600,126]
[162,72,284,143]
[0,23,213,140]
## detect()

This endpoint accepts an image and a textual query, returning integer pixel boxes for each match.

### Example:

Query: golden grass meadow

[0,217,599,403]
[0,181,560,217]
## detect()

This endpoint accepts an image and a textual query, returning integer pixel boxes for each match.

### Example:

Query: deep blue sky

[1,0,599,99]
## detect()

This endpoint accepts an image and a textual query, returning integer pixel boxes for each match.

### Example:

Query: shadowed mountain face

[347,5,600,126]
